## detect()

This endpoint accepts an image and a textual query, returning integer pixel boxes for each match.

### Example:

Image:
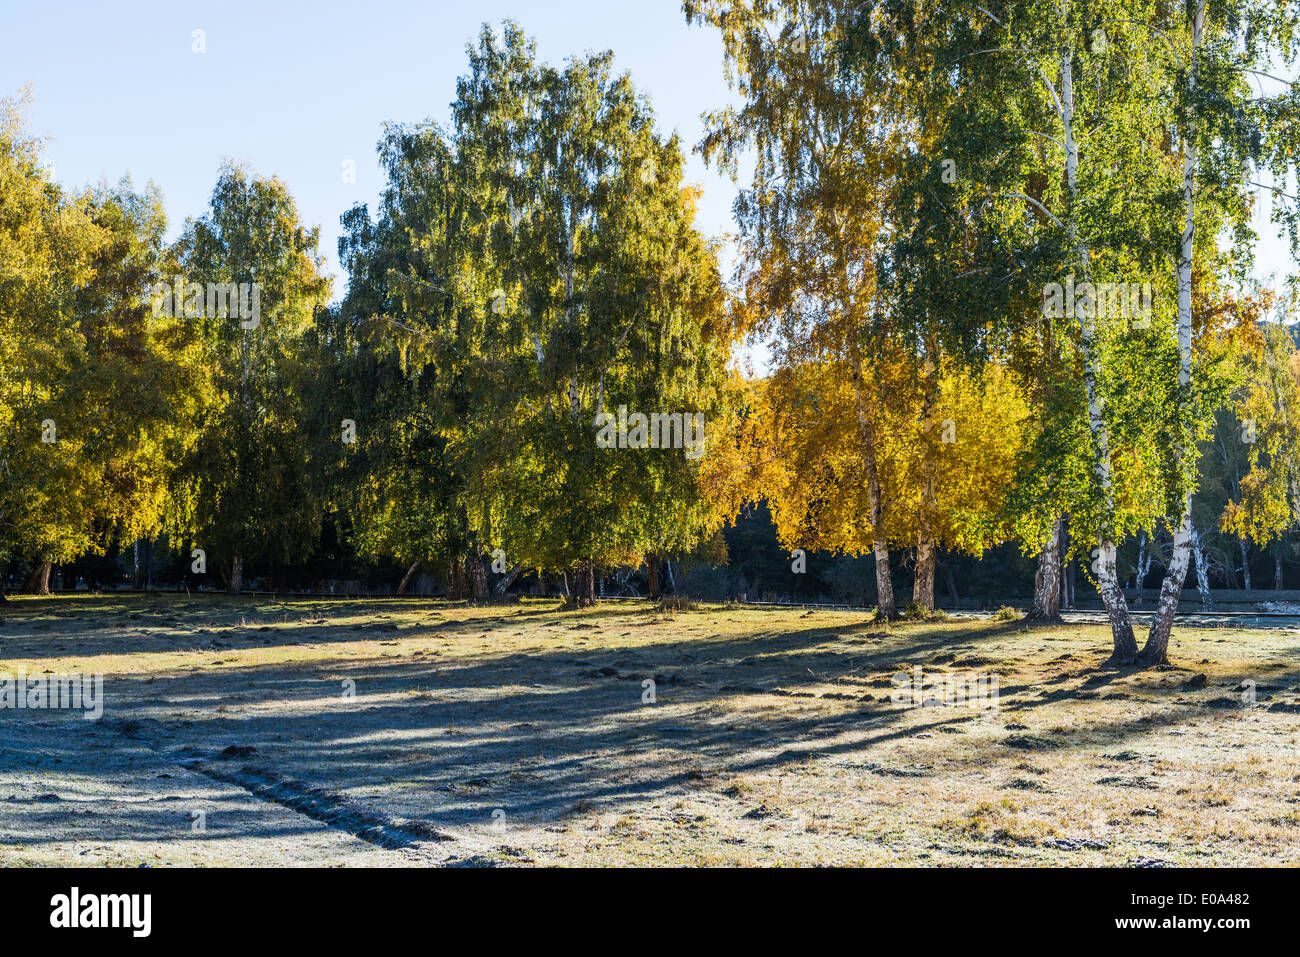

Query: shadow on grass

[2,595,1295,850]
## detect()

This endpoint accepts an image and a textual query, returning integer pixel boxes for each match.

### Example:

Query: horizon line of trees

[3,5,1300,669]
[14,493,1300,608]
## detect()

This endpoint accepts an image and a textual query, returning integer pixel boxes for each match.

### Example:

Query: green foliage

[324,24,737,600]
[0,94,206,574]
[4,5,1298,613]
[169,164,332,589]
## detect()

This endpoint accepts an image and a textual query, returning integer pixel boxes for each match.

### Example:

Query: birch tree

[688,0,916,617]
[172,165,332,593]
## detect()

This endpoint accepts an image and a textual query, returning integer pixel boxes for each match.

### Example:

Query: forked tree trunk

[1027,517,1063,623]
[646,553,661,599]
[26,560,52,596]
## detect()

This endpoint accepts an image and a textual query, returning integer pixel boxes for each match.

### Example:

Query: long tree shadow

[5,596,1291,853]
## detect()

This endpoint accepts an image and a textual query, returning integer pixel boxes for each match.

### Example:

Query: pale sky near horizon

[3,0,1295,365]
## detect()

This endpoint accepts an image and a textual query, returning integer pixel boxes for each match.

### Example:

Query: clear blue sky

[2,0,1293,340]
[0,0,742,295]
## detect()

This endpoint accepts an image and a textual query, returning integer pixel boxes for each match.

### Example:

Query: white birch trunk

[1191,525,1213,611]
[1141,0,1206,665]
[1061,49,1136,661]
[1028,516,1063,622]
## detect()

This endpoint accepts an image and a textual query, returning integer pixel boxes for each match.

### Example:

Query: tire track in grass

[104,719,454,852]
[178,757,454,850]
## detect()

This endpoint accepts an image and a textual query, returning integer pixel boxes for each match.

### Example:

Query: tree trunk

[1191,525,1213,611]
[646,553,661,599]
[467,551,488,602]
[26,560,52,596]
[1142,510,1192,665]
[1061,49,1136,663]
[445,558,465,600]
[1240,539,1251,591]
[1132,531,1153,607]
[1139,0,1205,667]
[493,562,523,597]
[913,355,939,613]
[913,540,936,613]
[1276,548,1284,590]
[229,553,243,596]
[666,560,677,595]
[1027,516,1063,623]
[850,352,896,620]
[397,559,422,596]
[574,560,596,607]
[1096,539,1138,663]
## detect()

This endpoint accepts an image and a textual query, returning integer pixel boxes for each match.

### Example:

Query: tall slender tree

[171,164,332,594]
[688,0,918,617]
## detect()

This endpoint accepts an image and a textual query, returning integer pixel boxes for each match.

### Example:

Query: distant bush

[657,596,698,612]
[902,601,947,621]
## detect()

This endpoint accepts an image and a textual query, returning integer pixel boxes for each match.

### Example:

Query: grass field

[1,595,1297,866]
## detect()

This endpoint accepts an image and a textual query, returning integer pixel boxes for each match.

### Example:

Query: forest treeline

[2,3,1299,667]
